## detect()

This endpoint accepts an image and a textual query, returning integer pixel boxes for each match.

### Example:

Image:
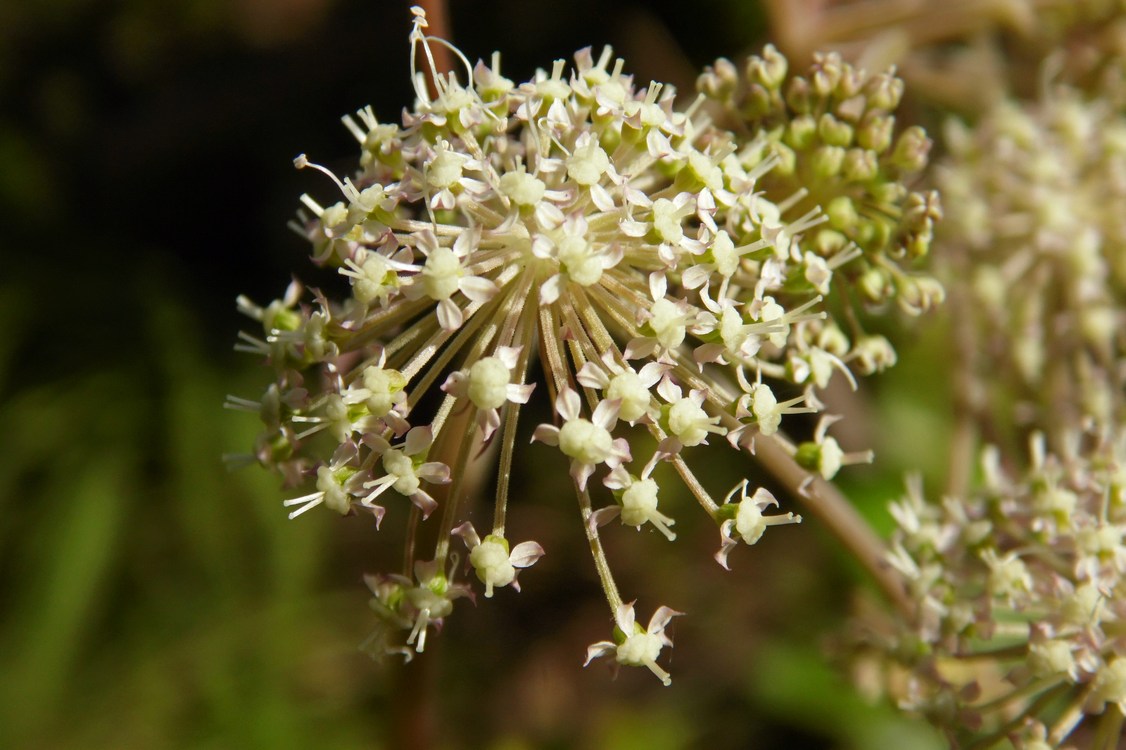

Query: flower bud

[892,126,932,173]
[818,113,854,147]
[811,145,845,178]
[749,44,788,90]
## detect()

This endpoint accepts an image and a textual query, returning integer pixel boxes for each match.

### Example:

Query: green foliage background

[0,1,947,747]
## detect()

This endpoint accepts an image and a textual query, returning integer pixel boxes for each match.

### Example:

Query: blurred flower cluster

[875,429,1126,748]
[939,81,1126,433]
[226,7,935,683]
[856,30,1126,750]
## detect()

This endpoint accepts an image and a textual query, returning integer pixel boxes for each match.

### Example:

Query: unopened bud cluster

[226,9,931,683]
[698,47,943,375]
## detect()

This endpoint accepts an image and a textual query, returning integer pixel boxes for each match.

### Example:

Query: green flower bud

[858,113,895,153]
[750,44,788,90]
[785,114,818,151]
[892,126,932,173]
[863,71,903,111]
[842,148,879,182]
[785,76,813,114]
[811,145,845,178]
[827,196,860,232]
[818,114,854,147]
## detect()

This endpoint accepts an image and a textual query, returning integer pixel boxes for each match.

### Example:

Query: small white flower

[283,443,370,521]
[595,453,677,541]
[715,480,802,569]
[576,352,666,424]
[584,602,682,686]
[363,426,451,518]
[656,378,726,449]
[442,346,535,441]
[404,229,500,330]
[453,522,545,597]
[532,386,631,490]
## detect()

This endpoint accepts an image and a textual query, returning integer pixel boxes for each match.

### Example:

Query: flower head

[584,602,682,686]
[228,8,925,682]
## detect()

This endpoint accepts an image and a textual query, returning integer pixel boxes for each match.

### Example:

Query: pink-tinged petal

[590,183,615,212]
[531,234,554,259]
[453,226,481,256]
[646,129,673,158]
[751,487,779,508]
[602,243,624,269]
[714,521,737,570]
[648,271,667,301]
[714,540,736,570]
[693,343,726,366]
[535,201,564,229]
[436,298,463,330]
[675,237,702,255]
[419,461,450,484]
[654,437,681,460]
[614,602,637,632]
[622,185,651,207]
[656,376,681,403]
[576,361,610,389]
[681,265,712,290]
[441,370,469,397]
[460,275,499,302]
[572,461,596,491]
[609,437,632,466]
[495,345,521,369]
[384,410,411,437]
[404,426,433,455]
[364,434,392,453]
[413,558,440,582]
[591,398,621,429]
[367,503,387,529]
[557,387,581,422]
[620,220,647,238]
[602,465,630,491]
[637,361,669,386]
[509,541,545,568]
[479,408,501,442]
[412,490,439,518]
[531,424,560,446]
[451,521,481,549]
[648,606,683,635]
[623,337,658,360]
[584,641,618,666]
[589,505,621,533]
[696,187,716,213]
[506,383,536,404]
[331,440,359,465]
[539,274,563,305]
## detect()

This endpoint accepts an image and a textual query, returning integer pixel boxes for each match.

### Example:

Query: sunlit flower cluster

[939,81,1126,431]
[876,431,1126,747]
[226,8,928,682]
[698,45,943,375]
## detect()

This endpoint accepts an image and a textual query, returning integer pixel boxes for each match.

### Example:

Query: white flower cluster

[226,8,926,682]
[881,431,1126,745]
